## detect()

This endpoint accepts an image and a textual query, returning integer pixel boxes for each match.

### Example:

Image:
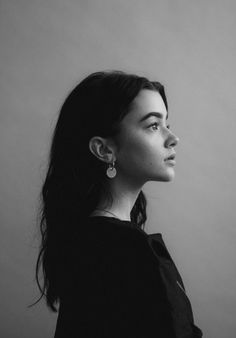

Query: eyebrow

[138,111,168,123]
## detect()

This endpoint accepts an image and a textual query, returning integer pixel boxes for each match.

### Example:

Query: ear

[89,136,115,163]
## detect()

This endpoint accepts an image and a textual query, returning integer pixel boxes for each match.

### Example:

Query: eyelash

[149,123,170,130]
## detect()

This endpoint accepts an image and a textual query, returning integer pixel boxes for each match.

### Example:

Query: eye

[149,122,160,131]
[148,123,171,131]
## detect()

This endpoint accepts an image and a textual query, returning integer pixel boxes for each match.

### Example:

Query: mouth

[164,153,176,161]
[164,153,176,166]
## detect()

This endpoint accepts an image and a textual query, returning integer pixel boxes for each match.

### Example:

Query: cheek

[117,131,163,171]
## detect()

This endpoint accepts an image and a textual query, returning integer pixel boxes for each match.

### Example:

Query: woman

[32,70,203,337]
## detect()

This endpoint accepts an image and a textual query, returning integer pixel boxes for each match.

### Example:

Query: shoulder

[65,217,159,276]
[75,216,149,251]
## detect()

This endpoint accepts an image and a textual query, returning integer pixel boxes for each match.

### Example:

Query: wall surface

[1,0,236,337]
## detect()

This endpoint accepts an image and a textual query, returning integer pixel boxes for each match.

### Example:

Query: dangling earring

[106,160,117,178]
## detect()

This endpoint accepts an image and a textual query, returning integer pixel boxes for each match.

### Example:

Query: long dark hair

[30,70,168,312]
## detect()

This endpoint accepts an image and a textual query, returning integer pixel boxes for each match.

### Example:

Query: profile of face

[113,89,180,185]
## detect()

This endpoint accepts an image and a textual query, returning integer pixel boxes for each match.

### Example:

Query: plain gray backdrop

[1,0,236,337]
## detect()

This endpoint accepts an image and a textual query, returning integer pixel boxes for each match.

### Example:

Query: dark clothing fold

[54,216,203,338]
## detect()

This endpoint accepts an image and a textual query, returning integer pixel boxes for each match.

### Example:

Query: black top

[54,216,203,338]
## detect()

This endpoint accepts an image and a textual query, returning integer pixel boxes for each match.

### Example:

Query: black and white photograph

[1,1,235,337]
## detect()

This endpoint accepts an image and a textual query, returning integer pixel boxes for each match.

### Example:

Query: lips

[164,153,176,161]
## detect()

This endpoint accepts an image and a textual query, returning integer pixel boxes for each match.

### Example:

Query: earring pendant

[106,162,117,178]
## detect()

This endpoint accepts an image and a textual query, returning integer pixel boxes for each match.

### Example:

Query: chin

[166,171,175,181]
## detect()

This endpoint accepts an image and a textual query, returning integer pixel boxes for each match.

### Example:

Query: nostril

[172,136,179,146]
[169,139,178,147]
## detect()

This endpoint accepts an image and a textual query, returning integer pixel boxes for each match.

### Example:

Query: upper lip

[165,152,176,160]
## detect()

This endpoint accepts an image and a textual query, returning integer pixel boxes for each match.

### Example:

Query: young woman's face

[114,89,179,185]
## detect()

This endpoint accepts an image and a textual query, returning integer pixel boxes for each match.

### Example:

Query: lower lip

[165,159,176,166]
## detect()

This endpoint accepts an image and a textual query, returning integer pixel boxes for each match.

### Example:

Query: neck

[94,176,143,222]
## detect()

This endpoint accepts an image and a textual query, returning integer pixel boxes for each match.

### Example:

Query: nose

[165,132,180,148]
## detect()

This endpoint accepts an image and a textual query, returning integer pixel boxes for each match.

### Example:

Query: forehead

[127,89,168,122]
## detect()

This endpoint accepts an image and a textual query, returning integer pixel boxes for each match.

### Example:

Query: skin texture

[89,89,179,221]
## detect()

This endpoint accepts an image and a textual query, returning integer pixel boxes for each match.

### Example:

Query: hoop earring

[106,161,117,178]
